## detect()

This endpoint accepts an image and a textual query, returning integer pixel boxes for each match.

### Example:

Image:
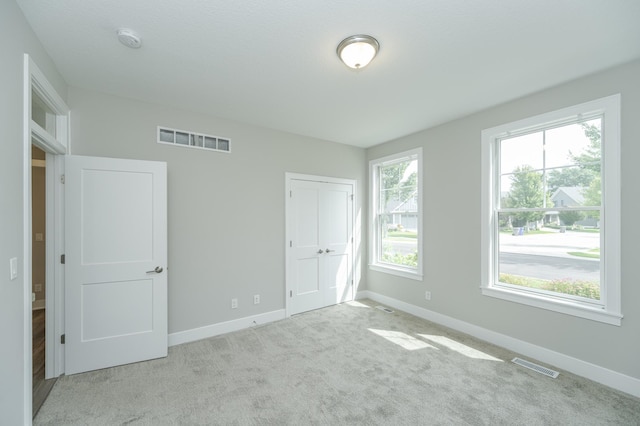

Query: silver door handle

[146,266,163,273]
[325,249,334,253]
[317,249,324,254]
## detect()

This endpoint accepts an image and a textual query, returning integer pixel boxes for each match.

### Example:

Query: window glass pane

[379,214,418,268]
[497,212,600,301]
[502,168,546,210]
[547,119,602,208]
[500,132,543,173]
[377,158,418,268]
[32,90,57,138]
[545,120,600,169]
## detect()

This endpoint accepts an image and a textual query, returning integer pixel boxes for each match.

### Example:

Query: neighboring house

[385,191,418,231]
[549,186,599,227]
[551,186,585,207]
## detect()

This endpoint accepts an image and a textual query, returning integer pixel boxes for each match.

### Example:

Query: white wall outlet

[253,294,260,305]
[231,298,238,309]
[35,283,42,292]
[425,291,431,301]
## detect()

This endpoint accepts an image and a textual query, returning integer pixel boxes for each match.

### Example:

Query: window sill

[369,264,423,281]
[481,286,622,326]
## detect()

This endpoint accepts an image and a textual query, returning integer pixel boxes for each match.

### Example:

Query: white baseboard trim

[357,290,640,398]
[168,309,286,347]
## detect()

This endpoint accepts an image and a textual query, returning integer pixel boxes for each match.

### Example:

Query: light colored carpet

[35,299,640,425]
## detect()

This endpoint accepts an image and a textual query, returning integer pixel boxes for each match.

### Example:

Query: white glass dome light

[337,35,379,69]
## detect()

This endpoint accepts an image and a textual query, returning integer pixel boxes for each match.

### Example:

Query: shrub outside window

[370,148,423,280]
[481,95,621,325]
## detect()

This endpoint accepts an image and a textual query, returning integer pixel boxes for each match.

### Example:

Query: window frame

[369,148,423,280]
[481,95,622,325]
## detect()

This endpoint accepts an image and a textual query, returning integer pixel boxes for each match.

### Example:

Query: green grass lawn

[567,248,600,259]
[387,231,417,239]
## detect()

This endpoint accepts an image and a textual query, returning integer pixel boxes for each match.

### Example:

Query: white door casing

[64,155,167,375]
[286,175,354,316]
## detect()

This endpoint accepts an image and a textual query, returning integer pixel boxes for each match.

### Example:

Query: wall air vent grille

[157,126,231,153]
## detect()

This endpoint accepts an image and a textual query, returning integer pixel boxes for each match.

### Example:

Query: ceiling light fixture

[117,28,142,49]
[337,34,379,69]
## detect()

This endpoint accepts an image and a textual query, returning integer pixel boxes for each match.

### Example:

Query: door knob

[325,249,334,253]
[317,249,325,254]
[146,266,163,273]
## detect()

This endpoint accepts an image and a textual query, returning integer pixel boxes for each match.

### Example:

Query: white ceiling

[17,0,640,148]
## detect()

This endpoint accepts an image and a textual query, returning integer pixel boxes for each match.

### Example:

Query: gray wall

[0,1,67,423]
[367,59,640,380]
[67,87,367,334]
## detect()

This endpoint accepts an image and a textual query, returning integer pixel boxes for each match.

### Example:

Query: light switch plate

[10,257,18,280]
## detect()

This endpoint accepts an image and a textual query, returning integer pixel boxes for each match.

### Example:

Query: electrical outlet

[253,294,260,305]
[35,283,42,292]
[425,291,431,301]
[231,298,238,309]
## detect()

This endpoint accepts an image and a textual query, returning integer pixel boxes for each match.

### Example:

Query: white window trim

[369,148,423,281]
[481,94,622,326]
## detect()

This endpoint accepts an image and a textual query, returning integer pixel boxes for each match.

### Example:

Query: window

[370,148,422,280]
[481,95,621,325]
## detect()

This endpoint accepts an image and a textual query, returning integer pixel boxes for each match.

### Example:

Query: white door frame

[23,54,69,420]
[284,173,357,317]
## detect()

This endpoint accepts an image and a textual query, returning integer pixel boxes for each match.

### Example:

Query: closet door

[287,177,354,316]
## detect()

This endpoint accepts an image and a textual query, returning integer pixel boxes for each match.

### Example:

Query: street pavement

[500,229,600,281]
[385,228,600,281]
[499,229,599,260]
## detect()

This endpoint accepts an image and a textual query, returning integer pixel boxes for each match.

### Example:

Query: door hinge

[290,290,292,297]
[60,254,65,264]
[350,194,354,201]
[289,240,292,248]
[60,334,65,344]
[60,174,65,184]
[290,190,292,198]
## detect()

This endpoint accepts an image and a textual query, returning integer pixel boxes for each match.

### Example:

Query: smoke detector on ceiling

[117,28,142,49]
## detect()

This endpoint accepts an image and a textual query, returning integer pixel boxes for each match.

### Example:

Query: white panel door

[290,181,324,314]
[322,183,353,306]
[65,155,167,375]
[288,178,353,315]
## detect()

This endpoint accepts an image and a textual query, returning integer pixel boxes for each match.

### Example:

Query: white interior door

[64,155,167,375]
[287,177,353,316]
[323,183,353,306]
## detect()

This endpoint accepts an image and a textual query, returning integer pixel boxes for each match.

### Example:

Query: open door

[64,155,167,375]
